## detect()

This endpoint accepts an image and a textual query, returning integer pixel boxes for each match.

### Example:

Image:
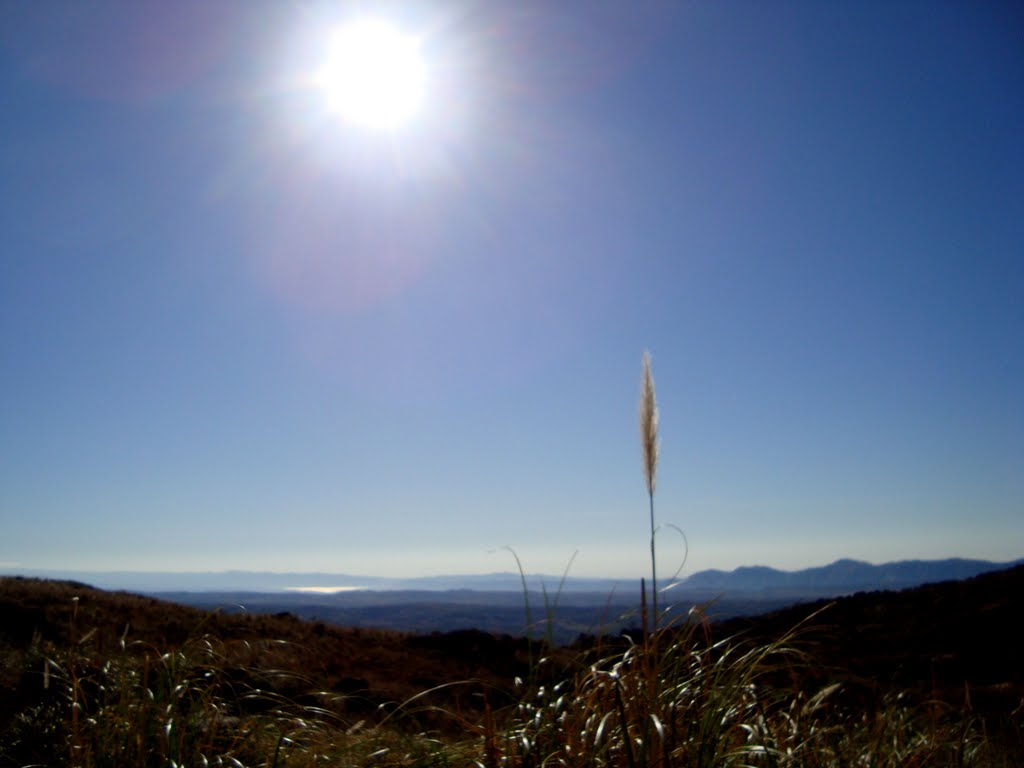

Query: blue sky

[1,1,1021,579]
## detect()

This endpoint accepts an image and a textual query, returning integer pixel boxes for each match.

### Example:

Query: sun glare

[315,20,426,130]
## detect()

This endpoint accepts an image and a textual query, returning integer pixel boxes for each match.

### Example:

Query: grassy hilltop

[1,565,1022,767]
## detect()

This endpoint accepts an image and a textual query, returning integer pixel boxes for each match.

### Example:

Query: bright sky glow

[315,20,426,129]
[0,2,1021,581]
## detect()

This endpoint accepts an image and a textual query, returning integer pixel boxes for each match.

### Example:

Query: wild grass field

[2,356,1020,766]
[2,567,1022,767]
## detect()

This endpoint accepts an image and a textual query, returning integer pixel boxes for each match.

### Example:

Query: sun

[314,20,426,130]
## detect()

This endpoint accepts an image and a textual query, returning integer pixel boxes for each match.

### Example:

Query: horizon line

[3,555,1022,581]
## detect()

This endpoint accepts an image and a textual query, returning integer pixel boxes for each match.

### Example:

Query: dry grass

[2,597,1017,767]
[639,349,659,499]
[639,349,661,631]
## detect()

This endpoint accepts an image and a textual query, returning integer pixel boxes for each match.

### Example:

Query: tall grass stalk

[639,350,660,632]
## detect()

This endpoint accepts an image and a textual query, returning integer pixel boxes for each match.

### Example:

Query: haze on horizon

[1,2,1021,582]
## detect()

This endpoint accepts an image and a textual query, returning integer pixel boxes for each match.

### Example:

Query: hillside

[712,563,1024,715]
[2,566,1022,764]
[0,577,549,744]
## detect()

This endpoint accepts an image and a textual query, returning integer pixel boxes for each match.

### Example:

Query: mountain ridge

[679,556,1024,592]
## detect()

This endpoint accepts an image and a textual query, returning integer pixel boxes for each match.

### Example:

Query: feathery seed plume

[639,350,659,496]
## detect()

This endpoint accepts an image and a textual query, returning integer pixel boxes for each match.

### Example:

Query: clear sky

[1,1,1021,580]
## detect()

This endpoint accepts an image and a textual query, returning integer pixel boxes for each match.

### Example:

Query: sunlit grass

[6,607,1015,767]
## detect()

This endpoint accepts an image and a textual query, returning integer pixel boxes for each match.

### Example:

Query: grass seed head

[639,350,659,497]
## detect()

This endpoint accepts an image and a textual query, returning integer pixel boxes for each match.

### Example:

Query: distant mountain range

[676,557,1024,594]
[4,557,1022,643]
[5,557,1021,596]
